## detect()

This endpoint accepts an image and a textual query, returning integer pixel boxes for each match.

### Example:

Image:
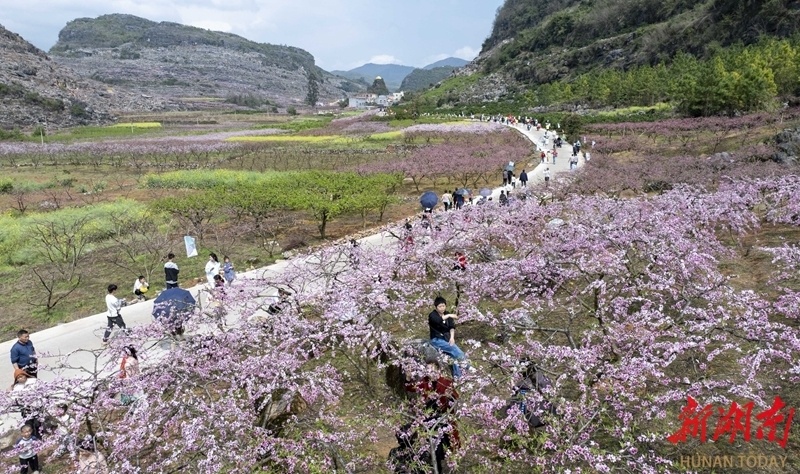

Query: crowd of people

[5,111,569,473]
[4,246,247,470]
[386,294,555,472]
[8,330,111,473]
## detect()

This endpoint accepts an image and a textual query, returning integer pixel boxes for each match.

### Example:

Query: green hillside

[410,0,800,116]
[399,66,457,92]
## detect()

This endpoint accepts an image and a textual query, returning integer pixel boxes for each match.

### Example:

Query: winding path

[0,118,582,433]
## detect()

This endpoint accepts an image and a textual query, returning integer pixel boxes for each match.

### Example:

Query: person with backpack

[519,170,528,187]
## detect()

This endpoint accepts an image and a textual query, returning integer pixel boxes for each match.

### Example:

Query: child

[53,403,75,456]
[15,425,40,474]
[222,256,236,286]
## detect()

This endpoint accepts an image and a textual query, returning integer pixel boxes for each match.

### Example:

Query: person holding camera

[103,284,127,344]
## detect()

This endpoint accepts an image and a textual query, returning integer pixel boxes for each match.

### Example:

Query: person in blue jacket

[10,329,37,378]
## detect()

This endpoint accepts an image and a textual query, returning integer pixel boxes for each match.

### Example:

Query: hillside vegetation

[400,66,458,92]
[483,0,800,75]
[412,0,800,115]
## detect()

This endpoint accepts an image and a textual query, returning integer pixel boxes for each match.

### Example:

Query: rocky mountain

[0,23,167,131]
[399,66,458,92]
[426,0,800,106]
[50,14,363,107]
[333,58,468,92]
[331,63,416,92]
[422,57,468,70]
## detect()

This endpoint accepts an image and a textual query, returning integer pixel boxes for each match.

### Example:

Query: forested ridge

[412,0,800,115]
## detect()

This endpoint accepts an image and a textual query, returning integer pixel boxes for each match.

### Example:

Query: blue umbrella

[454,188,470,196]
[152,287,197,327]
[479,187,492,197]
[420,191,438,210]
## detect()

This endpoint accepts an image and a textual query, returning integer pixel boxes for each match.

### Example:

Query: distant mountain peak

[422,57,469,70]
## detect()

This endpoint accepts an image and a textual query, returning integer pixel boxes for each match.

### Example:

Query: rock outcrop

[50,14,362,107]
[0,23,168,131]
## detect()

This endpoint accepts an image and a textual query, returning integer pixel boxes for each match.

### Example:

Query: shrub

[69,101,91,118]
[30,126,46,138]
[225,94,270,108]
[0,129,24,141]
[287,106,298,116]
[118,49,141,60]
[23,92,64,112]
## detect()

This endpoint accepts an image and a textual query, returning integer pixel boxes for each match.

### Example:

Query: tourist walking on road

[544,168,551,188]
[11,330,37,378]
[103,284,127,344]
[428,296,468,378]
[454,191,464,210]
[442,190,452,211]
[164,253,179,289]
[520,169,528,187]
[205,253,220,287]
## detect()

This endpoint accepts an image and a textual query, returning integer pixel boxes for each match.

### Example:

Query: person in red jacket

[400,355,460,473]
[453,251,467,271]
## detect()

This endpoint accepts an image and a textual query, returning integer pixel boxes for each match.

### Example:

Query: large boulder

[772,128,800,164]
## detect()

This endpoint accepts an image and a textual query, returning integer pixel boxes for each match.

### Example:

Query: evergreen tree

[305,72,320,107]
[367,76,390,95]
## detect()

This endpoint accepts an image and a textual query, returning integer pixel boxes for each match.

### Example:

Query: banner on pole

[184,236,198,258]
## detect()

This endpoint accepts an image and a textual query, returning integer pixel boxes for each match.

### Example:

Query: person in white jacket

[205,253,221,287]
[103,284,127,344]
